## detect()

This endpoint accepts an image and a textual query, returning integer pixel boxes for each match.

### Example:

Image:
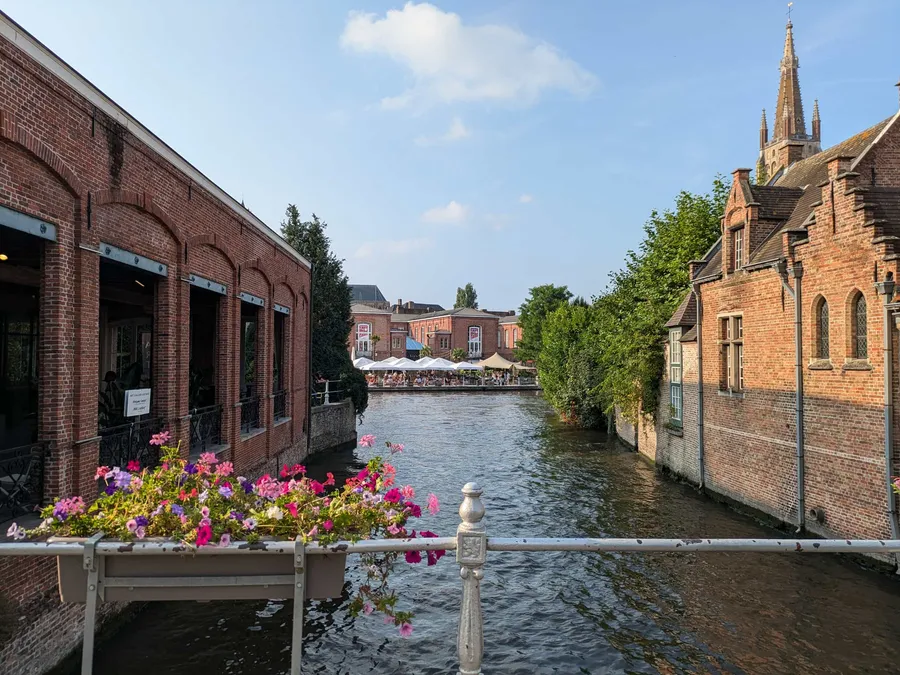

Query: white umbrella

[393,358,419,370]
[353,357,374,369]
[428,358,456,370]
[367,359,403,371]
[414,357,435,368]
[454,361,484,371]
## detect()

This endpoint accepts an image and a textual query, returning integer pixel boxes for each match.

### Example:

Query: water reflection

[56,393,900,674]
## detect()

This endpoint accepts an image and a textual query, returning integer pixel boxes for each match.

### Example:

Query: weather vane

[787,1,793,22]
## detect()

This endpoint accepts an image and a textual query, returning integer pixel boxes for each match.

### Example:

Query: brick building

[406,308,499,360]
[497,314,521,361]
[629,19,900,547]
[0,11,311,670]
[349,304,395,360]
[390,298,445,315]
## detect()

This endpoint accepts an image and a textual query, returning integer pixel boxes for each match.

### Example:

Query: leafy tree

[454,283,478,309]
[515,284,572,363]
[281,205,366,415]
[450,348,466,362]
[419,344,433,357]
[538,303,607,428]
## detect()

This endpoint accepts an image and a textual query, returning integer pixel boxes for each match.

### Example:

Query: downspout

[692,282,705,490]
[776,259,805,531]
[306,264,314,458]
[875,277,900,541]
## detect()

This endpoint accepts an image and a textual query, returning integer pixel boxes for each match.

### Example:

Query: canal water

[60,393,900,674]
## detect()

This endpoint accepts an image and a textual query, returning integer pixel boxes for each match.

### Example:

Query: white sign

[124,388,152,417]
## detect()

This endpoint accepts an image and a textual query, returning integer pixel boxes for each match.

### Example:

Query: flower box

[54,537,346,602]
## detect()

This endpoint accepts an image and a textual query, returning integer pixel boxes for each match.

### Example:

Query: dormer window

[733,228,744,270]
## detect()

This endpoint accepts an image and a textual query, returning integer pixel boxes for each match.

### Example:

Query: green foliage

[454,283,478,309]
[515,284,572,363]
[450,348,466,362]
[419,344,433,357]
[281,206,366,415]
[530,177,728,427]
[340,367,369,418]
[538,303,607,428]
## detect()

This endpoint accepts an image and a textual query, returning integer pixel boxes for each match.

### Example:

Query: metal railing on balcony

[0,441,47,522]
[98,418,161,469]
[189,405,223,455]
[273,390,288,421]
[239,396,261,434]
[311,380,345,406]
[1,481,899,675]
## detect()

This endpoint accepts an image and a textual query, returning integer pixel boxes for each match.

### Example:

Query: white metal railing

[2,482,900,675]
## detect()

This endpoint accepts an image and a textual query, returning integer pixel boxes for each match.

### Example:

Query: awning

[453,361,484,371]
[406,337,424,350]
[476,353,517,370]
[353,357,374,369]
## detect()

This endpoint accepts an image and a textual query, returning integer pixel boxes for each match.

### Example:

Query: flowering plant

[9,431,443,635]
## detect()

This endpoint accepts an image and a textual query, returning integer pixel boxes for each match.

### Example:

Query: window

[273,312,286,393]
[356,323,371,356]
[467,326,482,357]
[503,329,508,349]
[669,328,683,427]
[513,328,518,347]
[733,228,744,270]
[853,293,868,358]
[719,315,744,392]
[498,329,502,347]
[439,336,449,349]
[391,335,402,350]
[815,298,829,359]
[240,304,258,400]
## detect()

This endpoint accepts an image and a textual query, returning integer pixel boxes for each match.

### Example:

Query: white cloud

[422,200,469,224]
[414,116,470,146]
[354,237,433,259]
[340,2,597,110]
[519,194,533,204]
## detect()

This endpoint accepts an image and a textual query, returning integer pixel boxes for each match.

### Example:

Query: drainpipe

[692,282,705,490]
[875,277,900,541]
[306,264,314,458]
[776,260,804,531]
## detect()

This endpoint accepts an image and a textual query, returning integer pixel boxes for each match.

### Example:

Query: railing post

[81,531,104,675]
[291,536,305,675]
[457,482,486,675]
[324,380,330,405]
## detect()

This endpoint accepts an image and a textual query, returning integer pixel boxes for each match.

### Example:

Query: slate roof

[391,301,445,312]
[694,239,722,281]
[350,285,387,302]
[409,307,498,320]
[680,326,698,342]
[351,303,391,315]
[499,314,520,325]
[665,291,696,328]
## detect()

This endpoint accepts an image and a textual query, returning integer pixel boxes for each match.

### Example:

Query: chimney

[688,260,705,280]
[397,298,402,308]
[732,168,752,185]
[406,301,413,309]
[827,155,853,181]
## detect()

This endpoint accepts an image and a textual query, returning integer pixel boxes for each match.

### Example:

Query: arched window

[816,298,829,359]
[852,293,868,358]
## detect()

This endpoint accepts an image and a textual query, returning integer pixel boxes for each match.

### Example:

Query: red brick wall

[0,23,312,656]
[349,312,391,360]
[498,323,520,361]
[406,314,499,359]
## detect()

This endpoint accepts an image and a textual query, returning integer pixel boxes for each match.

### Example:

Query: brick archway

[93,189,183,245]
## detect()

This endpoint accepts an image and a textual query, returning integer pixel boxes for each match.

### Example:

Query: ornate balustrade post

[457,482,486,675]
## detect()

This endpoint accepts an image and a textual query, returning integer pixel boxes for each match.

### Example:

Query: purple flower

[52,504,68,521]
[113,471,132,489]
[126,519,138,533]
[171,504,184,516]
[184,463,198,475]
[135,515,149,527]
[229,511,244,520]
[104,484,117,495]
[218,485,233,499]
[241,480,253,494]
[135,526,146,539]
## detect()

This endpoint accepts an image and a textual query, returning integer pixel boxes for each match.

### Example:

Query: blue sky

[3,1,899,310]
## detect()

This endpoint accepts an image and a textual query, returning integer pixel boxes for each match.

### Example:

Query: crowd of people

[364,370,536,388]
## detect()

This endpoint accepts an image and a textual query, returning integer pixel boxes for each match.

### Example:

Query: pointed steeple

[772,20,806,142]
[812,99,820,141]
[759,109,768,150]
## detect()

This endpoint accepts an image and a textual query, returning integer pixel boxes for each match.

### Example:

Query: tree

[454,283,478,309]
[281,205,367,415]
[371,334,381,350]
[515,285,572,363]
[450,348,466,362]
[419,344,433,357]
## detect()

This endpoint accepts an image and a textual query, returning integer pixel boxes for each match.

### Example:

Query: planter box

[54,538,346,603]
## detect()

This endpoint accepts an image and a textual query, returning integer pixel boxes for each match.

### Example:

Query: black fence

[189,405,223,455]
[0,442,47,523]
[273,390,288,421]
[239,396,261,434]
[99,418,161,469]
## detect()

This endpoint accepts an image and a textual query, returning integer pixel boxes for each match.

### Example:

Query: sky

[3,1,899,311]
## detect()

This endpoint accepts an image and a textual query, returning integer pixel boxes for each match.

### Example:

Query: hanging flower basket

[10,432,445,634]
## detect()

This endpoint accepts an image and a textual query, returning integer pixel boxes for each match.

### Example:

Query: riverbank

[369,384,541,393]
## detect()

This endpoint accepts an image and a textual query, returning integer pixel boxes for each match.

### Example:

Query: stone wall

[309,400,357,455]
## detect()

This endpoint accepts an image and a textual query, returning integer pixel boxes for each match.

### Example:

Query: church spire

[759,109,768,150]
[812,99,820,141]
[772,20,806,142]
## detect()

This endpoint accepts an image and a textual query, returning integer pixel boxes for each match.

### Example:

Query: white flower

[6,523,25,540]
[198,490,209,504]
[266,506,284,520]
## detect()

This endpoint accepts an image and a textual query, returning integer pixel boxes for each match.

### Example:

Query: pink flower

[363,603,374,616]
[323,520,333,531]
[200,506,210,518]
[135,526,146,539]
[286,502,298,518]
[130,476,143,490]
[384,488,402,503]
[382,463,396,476]
[404,550,422,564]
[216,462,234,477]
[389,443,404,454]
[149,430,171,446]
[307,525,318,538]
[399,623,413,638]
[387,524,401,535]
[199,452,218,465]
[219,533,231,547]
[401,485,415,500]
[382,475,395,488]
[309,480,325,495]
[126,519,138,533]
[94,466,110,481]
[324,472,335,486]
[280,464,291,478]
[427,493,440,515]
[359,434,376,448]
[179,515,189,525]
[195,524,212,546]
[126,460,141,472]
